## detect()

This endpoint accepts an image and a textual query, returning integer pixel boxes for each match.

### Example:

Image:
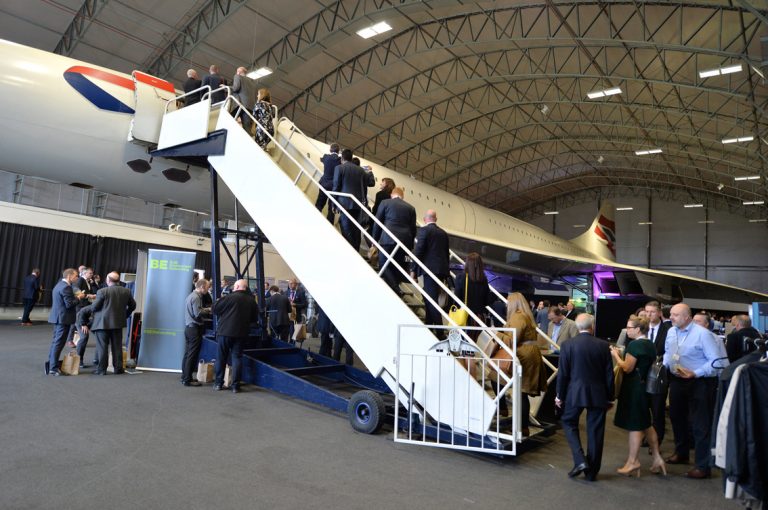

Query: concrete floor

[0,318,734,510]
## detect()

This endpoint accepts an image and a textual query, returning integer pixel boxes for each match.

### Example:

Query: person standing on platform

[663,303,729,479]
[202,64,225,103]
[333,148,375,252]
[182,69,202,106]
[181,278,211,387]
[90,272,136,375]
[212,279,259,393]
[410,209,450,330]
[555,313,614,482]
[46,268,86,375]
[287,278,307,323]
[373,187,417,294]
[21,268,41,325]
[316,143,341,223]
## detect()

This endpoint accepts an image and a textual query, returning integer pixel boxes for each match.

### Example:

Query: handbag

[196,360,215,383]
[613,364,624,401]
[645,356,669,394]
[60,351,80,375]
[448,274,469,327]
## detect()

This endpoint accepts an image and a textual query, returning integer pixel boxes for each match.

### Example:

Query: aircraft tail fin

[570,202,616,261]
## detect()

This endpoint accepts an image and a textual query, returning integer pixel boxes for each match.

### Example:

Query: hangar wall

[528,198,768,295]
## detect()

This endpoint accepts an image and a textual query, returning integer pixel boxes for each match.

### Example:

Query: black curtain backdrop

[0,222,211,307]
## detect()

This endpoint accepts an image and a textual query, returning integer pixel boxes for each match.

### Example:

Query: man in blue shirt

[663,303,728,478]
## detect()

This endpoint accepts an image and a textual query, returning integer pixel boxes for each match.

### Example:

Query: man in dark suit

[286,278,307,322]
[555,313,614,481]
[644,300,671,445]
[410,209,450,329]
[90,272,136,375]
[231,66,257,132]
[266,286,292,341]
[333,148,375,251]
[46,268,85,375]
[564,301,577,320]
[202,64,225,103]
[182,69,202,106]
[315,143,341,223]
[212,279,260,393]
[21,268,41,325]
[725,314,761,363]
[373,187,417,293]
[70,267,97,368]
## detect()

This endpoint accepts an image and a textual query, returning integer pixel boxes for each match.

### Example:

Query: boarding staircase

[154,88,524,452]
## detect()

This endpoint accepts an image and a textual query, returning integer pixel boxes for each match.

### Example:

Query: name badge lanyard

[672,329,690,363]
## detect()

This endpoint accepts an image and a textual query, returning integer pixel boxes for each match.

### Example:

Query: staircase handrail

[218,95,513,383]
[164,85,212,114]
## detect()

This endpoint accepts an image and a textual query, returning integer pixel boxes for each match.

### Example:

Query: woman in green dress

[610,315,666,477]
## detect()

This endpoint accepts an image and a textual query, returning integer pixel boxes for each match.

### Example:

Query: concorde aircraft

[1,38,765,310]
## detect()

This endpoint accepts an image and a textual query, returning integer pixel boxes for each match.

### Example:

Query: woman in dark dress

[610,315,666,477]
[453,252,493,336]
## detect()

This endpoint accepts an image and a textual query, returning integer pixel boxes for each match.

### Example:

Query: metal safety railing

[395,324,521,454]
[163,85,212,114]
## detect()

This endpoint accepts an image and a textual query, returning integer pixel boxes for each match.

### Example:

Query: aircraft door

[128,71,178,144]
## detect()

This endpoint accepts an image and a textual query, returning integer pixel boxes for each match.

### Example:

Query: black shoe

[114,370,125,375]
[568,462,589,478]
[44,361,50,375]
[213,384,223,391]
[91,370,107,375]
[182,381,202,387]
[79,362,90,369]
[49,368,61,377]
[231,385,240,394]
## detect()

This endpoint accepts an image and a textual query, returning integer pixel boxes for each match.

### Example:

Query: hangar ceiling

[2,0,767,220]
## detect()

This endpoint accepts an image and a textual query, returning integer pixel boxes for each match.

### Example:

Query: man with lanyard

[662,303,728,478]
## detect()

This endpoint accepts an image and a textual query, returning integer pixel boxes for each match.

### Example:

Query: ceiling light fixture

[616,207,633,211]
[698,220,715,224]
[717,183,725,190]
[597,155,605,163]
[699,64,742,79]
[635,148,663,156]
[246,67,272,79]
[734,175,761,181]
[573,224,586,228]
[748,219,767,223]
[638,222,653,225]
[684,204,704,208]
[586,87,622,99]
[543,211,559,215]
[357,21,392,39]
[721,136,754,144]
[743,201,765,205]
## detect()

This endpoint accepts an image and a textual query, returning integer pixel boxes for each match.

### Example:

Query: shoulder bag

[448,274,469,327]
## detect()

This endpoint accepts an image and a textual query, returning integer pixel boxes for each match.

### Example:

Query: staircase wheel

[347,390,386,434]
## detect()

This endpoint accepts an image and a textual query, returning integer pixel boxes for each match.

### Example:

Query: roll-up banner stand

[137,249,196,372]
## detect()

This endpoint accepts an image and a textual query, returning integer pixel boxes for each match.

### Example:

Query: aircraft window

[441,201,444,205]
[410,190,414,195]
[419,193,422,197]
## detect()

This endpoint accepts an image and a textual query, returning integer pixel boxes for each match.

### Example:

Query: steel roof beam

[53,0,110,56]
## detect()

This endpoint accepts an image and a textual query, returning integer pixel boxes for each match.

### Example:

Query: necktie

[650,327,655,341]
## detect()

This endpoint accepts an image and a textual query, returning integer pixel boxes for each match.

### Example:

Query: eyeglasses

[626,325,639,329]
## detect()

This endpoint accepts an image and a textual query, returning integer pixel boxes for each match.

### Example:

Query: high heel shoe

[617,464,641,477]
[650,460,667,476]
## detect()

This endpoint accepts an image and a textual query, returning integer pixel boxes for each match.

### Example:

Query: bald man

[411,209,450,330]
[90,272,136,375]
[231,66,257,132]
[212,279,260,393]
[662,303,728,478]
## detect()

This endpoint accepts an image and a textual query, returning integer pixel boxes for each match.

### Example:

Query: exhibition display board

[137,249,196,371]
